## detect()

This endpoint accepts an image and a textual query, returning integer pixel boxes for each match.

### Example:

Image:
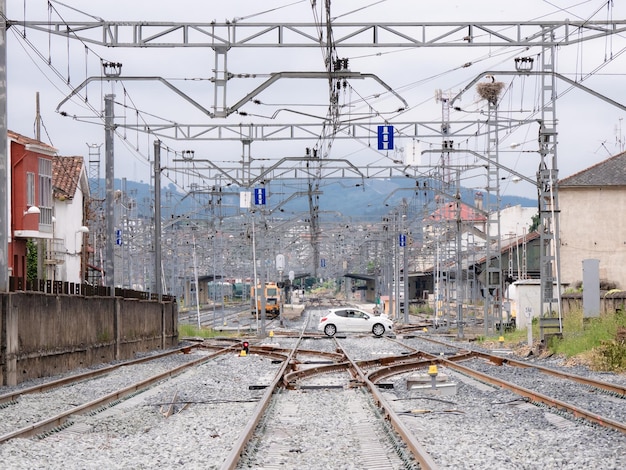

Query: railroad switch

[407,366,457,396]
[492,337,514,355]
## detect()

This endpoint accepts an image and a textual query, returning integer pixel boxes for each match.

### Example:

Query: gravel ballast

[0,309,624,469]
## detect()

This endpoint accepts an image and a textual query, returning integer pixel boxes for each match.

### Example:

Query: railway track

[225,309,626,468]
[179,303,285,332]
[0,307,623,468]
[225,336,430,469]
[381,335,626,433]
[0,343,235,443]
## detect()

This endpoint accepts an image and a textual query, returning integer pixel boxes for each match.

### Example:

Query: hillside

[101,177,536,222]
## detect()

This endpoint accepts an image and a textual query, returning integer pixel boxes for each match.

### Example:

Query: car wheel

[372,323,385,337]
[324,324,337,337]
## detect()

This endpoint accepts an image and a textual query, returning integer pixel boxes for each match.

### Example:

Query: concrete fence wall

[561,291,626,316]
[0,292,179,386]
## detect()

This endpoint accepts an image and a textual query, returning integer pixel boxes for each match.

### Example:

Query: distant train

[207,281,235,302]
[233,282,251,301]
[250,282,282,318]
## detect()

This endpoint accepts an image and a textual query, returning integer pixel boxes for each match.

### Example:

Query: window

[26,172,35,207]
[38,158,53,226]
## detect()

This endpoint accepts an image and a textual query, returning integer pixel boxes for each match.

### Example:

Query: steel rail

[0,345,238,443]
[0,343,202,405]
[366,352,473,384]
[419,352,626,435]
[200,343,291,362]
[468,351,626,397]
[252,345,345,362]
[282,350,429,386]
[283,361,351,387]
[220,337,304,470]
[283,351,432,389]
[388,335,626,397]
[332,338,440,470]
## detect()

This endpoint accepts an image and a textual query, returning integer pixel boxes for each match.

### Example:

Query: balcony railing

[45,238,66,265]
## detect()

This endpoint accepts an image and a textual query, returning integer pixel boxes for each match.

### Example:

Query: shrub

[593,327,626,371]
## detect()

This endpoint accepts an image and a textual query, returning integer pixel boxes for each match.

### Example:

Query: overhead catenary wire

[8,0,626,202]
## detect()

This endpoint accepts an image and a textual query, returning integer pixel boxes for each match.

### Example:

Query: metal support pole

[484,100,503,336]
[538,26,563,326]
[0,0,8,292]
[455,170,464,339]
[402,202,409,324]
[192,235,200,329]
[394,213,400,320]
[154,140,162,301]
[251,217,259,334]
[104,94,115,292]
[259,212,267,337]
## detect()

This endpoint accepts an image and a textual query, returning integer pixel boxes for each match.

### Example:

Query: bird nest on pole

[476,81,505,105]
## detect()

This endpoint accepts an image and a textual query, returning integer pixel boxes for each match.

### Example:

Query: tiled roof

[559,151,626,187]
[53,156,84,200]
[428,201,486,222]
[8,129,57,153]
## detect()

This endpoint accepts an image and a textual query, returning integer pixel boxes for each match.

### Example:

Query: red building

[8,130,56,284]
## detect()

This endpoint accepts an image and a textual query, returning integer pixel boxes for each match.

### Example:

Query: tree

[26,239,38,283]
[529,212,540,232]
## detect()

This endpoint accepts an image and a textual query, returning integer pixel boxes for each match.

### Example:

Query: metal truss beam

[170,157,426,188]
[111,119,503,142]
[10,20,626,48]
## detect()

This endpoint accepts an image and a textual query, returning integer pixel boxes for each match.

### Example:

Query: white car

[318,308,393,337]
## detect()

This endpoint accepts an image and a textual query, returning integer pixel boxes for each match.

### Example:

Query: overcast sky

[6,0,626,201]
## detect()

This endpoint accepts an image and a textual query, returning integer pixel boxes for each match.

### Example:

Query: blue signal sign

[377,125,394,150]
[254,188,266,205]
[399,234,406,247]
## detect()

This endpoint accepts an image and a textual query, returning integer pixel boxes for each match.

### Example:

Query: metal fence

[9,277,175,302]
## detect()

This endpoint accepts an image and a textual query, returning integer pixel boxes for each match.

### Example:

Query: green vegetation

[529,212,540,232]
[409,303,433,316]
[26,239,38,283]
[178,324,238,339]
[485,309,626,372]
[96,330,112,343]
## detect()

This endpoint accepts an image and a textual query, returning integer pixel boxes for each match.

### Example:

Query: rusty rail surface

[388,335,626,397]
[420,351,626,435]
[0,343,202,405]
[220,337,303,470]
[330,338,439,470]
[469,350,626,396]
[0,345,237,444]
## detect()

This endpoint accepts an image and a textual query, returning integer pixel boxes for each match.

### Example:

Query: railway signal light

[240,341,249,357]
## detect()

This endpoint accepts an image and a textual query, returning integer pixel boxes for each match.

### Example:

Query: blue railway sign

[377,125,394,150]
[254,187,266,205]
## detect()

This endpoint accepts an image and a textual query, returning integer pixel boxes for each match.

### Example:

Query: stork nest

[476,81,505,105]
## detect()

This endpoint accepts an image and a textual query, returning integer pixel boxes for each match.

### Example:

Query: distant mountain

[94,177,536,221]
